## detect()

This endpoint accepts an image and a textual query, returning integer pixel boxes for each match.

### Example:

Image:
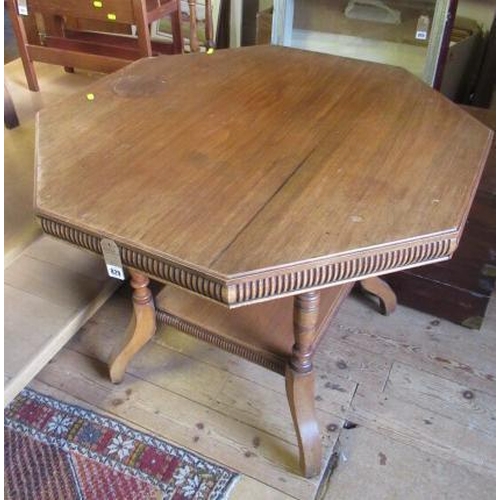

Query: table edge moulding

[38,215,462,308]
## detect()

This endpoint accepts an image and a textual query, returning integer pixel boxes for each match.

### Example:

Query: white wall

[457,0,495,32]
[259,0,273,10]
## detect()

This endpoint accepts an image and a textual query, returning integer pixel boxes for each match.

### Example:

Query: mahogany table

[34,46,492,478]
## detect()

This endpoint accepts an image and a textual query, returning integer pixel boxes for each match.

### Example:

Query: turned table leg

[359,277,397,315]
[286,291,322,478]
[109,270,156,384]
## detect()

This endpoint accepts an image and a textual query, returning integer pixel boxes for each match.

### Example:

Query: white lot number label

[101,238,125,280]
[17,0,28,15]
[415,15,430,40]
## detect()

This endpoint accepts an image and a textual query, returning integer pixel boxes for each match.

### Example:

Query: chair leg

[109,270,156,384]
[133,0,153,57]
[187,0,200,52]
[43,15,75,74]
[286,291,322,478]
[6,0,39,91]
[170,3,184,54]
[204,0,215,51]
[359,277,397,315]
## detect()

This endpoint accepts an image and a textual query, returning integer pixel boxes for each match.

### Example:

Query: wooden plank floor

[32,285,496,499]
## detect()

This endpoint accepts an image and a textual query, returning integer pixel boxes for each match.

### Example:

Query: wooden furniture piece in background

[270,0,458,88]
[4,82,20,129]
[151,0,217,53]
[358,277,397,316]
[187,0,215,53]
[385,106,495,329]
[6,0,184,91]
[33,47,492,477]
[470,17,495,108]
[256,6,273,45]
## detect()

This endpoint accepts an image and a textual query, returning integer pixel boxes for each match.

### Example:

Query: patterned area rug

[5,388,239,499]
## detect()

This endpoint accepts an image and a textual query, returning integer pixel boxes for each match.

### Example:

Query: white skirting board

[5,237,120,406]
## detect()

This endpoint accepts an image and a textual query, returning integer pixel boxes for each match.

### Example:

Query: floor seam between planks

[341,412,495,476]
[65,343,345,450]
[380,360,393,393]
[388,358,495,395]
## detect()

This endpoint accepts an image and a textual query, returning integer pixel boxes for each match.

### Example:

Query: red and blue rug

[5,388,239,499]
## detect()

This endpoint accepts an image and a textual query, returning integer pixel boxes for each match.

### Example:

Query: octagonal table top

[35,46,492,307]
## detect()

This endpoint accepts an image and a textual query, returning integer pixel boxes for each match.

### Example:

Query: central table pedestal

[107,272,395,478]
[158,281,353,478]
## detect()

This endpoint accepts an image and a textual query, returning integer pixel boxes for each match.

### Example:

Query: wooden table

[34,46,492,478]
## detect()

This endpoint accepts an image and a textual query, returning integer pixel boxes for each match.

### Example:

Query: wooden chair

[150,0,217,56]
[6,0,186,91]
[185,0,215,53]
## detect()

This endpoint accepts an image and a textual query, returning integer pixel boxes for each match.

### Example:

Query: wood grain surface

[31,286,496,499]
[35,46,492,305]
[384,105,495,328]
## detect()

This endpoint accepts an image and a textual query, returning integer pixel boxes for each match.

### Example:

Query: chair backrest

[7,0,185,91]
[26,0,138,25]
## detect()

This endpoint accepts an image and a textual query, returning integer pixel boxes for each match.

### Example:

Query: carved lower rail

[155,309,287,374]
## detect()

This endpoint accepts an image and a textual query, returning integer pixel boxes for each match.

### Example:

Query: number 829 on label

[106,264,125,280]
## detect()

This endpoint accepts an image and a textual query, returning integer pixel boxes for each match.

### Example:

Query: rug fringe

[220,474,241,500]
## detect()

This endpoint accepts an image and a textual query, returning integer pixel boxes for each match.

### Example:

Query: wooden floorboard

[4,120,40,266]
[35,347,338,499]
[345,384,494,476]
[323,425,495,500]
[5,58,101,123]
[32,285,496,499]
[386,361,495,433]
[332,293,496,395]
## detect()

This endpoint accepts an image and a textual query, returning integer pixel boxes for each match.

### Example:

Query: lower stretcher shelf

[155,282,353,374]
